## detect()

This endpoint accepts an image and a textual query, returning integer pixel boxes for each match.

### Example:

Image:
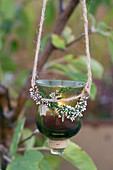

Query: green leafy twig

[19,129,39,145]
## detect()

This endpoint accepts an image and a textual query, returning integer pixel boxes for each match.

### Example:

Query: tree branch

[12,74,31,121]
[67,27,97,47]
[38,0,79,70]
[0,84,14,145]
[59,0,64,14]
[0,84,12,116]
[3,155,12,163]
[12,0,80,121]
[0,144,11,169]
[17,147,49,152]
[19,129,39,145]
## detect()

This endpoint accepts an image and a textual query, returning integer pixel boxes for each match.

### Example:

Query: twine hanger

[31,0,92,102]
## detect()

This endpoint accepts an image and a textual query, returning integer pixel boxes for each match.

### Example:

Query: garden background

[0,0,113,169]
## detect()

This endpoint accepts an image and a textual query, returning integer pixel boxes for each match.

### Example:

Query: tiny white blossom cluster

[29,86,59,107]
[29,85,50,106]
[29,85,88,122]
[55,97,87,122]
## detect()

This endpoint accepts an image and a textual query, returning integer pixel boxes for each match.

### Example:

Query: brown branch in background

[53,27,97,50]
[12,0,80,121]
[0,84,14,146]
[59,0,64,14]
[38,0,80,70]
[3,155,12,163]
[12,74,31,121]
[0,144,11,169]
[0,84,12,114]
[67,27,97,47]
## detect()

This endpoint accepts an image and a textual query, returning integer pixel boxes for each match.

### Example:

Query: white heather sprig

[29,86,87,122]
[55,97,87,122]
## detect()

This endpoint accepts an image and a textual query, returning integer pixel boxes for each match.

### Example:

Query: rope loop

[31,0,48,87]
[30,0,92,102]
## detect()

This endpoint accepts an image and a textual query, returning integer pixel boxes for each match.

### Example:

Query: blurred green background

[0,0,113,169]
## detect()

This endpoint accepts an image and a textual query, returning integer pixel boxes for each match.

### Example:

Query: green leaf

[108,37,113,63]
[24,2,37,50]
[62,27,75,44]
[104,7,113,23]
[1,0,15,19]
[87,0,111,14]
[44,155,61,170]
[87,0,99,14]
[97,22,112,31]
[14,69,30,87]
[10,40,19,52]
[40,34,51,52]
[110,32,113,36]
[62,140,97,170]
[39,159,52,170]
[10,118,26,157]
[66,72,87,82]
[21,129,36,149]
[45,1,55,26]
[24,150,43,162]
[1,20,14,33]
[63,55,104,80]
[97,30,106,37]
[47,63,70,73]
[51,34,66,50]
[35,138,45,147]
[63,54,74,61]
[71,56,104,80]
[89,14,96,27]
[7,150,43,170]
[0,31,5,51]
[90,83,97,100]
[65,72,97,100]
[0,55,18,72]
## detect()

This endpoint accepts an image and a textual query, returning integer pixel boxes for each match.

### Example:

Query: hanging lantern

[30,80,87,154]
[30,0,92,155]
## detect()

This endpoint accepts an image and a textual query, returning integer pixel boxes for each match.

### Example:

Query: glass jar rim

[36,79,86,88]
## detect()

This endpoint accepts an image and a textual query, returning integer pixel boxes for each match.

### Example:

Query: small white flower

[29,88,33,92]
[79,113,83,117]
[36,101,40,105]
[84,101,87,105]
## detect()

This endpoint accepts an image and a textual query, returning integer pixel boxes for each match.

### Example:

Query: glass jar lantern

[34,80,86,154]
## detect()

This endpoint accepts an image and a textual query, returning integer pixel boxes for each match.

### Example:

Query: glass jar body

[35,105,82,140]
